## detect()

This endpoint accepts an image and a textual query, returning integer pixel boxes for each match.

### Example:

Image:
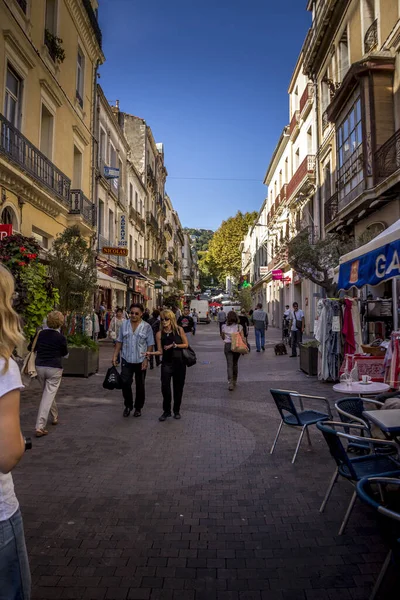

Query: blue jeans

[255,328,265,351]
[0,508,31,600]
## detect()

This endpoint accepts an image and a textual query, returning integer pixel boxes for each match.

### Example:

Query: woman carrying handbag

[221,311,248,391]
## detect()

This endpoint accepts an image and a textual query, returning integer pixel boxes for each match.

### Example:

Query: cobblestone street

[16,324,391,600]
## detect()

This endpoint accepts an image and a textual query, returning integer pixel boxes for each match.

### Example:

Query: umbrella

[209,301,222,307]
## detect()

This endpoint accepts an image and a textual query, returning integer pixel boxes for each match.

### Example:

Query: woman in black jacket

[33,311,68,437]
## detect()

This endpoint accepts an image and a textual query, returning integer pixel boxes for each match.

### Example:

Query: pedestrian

[191,309,198,335]
[0,264,31,599]
[283,305,291,319]
[217,307,227,333]
[148,309,161,369]
[221,310,246,391]
[238,308,250,340]
[108,307,125,365]
[142,308,150,322]
[174,305,182,320]
[289,301,305,357]
[112,303,154,418]
[32,311,69,437]
[145,309,189,421]
[252,303,269,352]
[177,305,195,335]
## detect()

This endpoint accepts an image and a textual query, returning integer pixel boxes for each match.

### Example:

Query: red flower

[19,247,26,252]
[18,261,26,266]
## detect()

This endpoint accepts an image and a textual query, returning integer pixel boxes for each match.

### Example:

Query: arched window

[1,206,18,230]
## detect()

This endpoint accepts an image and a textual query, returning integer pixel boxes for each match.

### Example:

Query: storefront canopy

[96,271,127,292]
[113,267,148,280]
[338,219,400,290]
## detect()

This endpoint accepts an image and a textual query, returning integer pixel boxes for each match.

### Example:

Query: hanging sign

[104,166,119,179]
[102,246,128,256]
[272,269,283,280]
[134,279,146,294]
[154,280,163,289]
[259,266,269,275]
[118,214,127,248]
[0,224,12,240]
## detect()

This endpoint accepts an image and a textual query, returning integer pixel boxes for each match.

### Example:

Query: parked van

[190,300,210,324]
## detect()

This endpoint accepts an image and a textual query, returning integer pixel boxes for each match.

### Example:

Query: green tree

[206,211,257,281]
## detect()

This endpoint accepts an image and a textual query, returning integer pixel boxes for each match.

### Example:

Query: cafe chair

[269,389,332,464]
[356,476,400,600]
[316,421,400,535]
[335,397,390,454]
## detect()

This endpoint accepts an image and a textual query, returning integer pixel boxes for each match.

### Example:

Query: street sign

[0,224,12,240]
[154,280,163,289]
[102,246,128,256]
[103,166,119,179]
[272,269,283,280]
[259,266,269,275]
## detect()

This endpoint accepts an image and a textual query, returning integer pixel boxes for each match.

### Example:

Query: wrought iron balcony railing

[129,206,145,234]
[146,211,159,235]
[364,19,378,54]
[70,189,96,226]
[375,128,400,181]
[324,191,339,226]
[0,113,71,206]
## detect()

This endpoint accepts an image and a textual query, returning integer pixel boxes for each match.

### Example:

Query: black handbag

[182,345,196,367]
[103,366,122,390]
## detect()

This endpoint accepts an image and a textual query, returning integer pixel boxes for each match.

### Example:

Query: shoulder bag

[21,329,40,385]
[295,312,303,331]
[231,326,249,355]
[182,346,197,367]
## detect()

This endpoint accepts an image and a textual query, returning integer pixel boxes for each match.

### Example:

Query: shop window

[337,97,363,203]
[4,64,22,128]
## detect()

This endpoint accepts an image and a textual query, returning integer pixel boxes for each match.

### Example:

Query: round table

[332,382,390,396]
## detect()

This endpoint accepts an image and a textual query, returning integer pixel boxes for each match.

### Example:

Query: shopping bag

[103,366,122,390]
[20,329,40,386]
[231,331,249,354]
[182,346,197,367]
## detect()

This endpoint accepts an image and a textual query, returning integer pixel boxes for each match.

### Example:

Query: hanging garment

[343,299,356,356]
[351,299,362,353]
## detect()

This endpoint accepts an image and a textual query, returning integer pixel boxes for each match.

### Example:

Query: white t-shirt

[289,309,305,332]
[0,357,24,522]
[221,324,243,343]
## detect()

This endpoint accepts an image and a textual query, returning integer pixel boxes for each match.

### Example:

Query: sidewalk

[15,323,390,599]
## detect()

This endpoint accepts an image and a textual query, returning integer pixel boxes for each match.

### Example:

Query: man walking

[178,306,195,335]
[253,303,268,352]
[289,301,305,357]
[112,303,154,418]
[217,307,227,333]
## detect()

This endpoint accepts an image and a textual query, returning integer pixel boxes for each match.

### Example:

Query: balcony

[364,19,378,54]
[129,205,145,234]
[146,164,157,191]
[375,128,400,182]
[98,234,110,252]
[69,189,96,226]
[324,192,338,226]
[82,0,102,49]
[280,184,287,203]
[0,113,70,207]
[146,211,159,236]
[165,221,173,239]
[299,83,314,117]
[149,263,167,281]
[287,155,316,203]
[289,110,300,139]
[166,251,175,264]
[274,194,281,212]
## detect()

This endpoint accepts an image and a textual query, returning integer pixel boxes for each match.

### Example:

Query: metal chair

[269,389,332,464]
[335,397,387,453]
[357,476,400,600]
[316,421,400,535]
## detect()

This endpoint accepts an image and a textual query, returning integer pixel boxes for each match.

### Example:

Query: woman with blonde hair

[0,264,31,599]
[32,310,68,437]
[145,309,189,421]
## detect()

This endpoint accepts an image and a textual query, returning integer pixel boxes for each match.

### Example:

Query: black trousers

[120,360,147,410]
[161,361,186,414]
[224,343,240,382]
[149,354,161,368]
[290,329,302,356]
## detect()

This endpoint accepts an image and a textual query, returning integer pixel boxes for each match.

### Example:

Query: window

[337,97,363,201]
[294,148,300,172]
[135,191,138,211]
[284,158,288,183]
[139,244,143,260]
[129,235,133,259]
[32,227,49,249]
[324,162,332,201]
[15,0,27,14]
[1,206,18,230]
[363,0,377,53]
[339,30,349,81]
[45,0,57,35]
[4,64,22,127]
[279,170,282,189]
[40,104,54,158]
[129,183,133,206]
[98,200,104,236]
[134,240,138,260]
[108,209,114,241]
[109,144,117,168]
[76,47,85,107]
[73,145,82,189]
[307,127,313,154]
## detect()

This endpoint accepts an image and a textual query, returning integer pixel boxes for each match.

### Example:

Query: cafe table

[363,409,400,437]
[332,382,390,397]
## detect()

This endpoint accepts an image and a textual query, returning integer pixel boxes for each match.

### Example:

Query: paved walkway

[16,324,392,599]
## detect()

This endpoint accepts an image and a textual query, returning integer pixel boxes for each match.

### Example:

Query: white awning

[97,271,127,292]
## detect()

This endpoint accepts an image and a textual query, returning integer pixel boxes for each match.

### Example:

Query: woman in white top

[0,264,31,599]
[221,310,246,391]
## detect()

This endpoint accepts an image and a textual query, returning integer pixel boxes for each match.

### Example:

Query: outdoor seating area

[269,387,400,597]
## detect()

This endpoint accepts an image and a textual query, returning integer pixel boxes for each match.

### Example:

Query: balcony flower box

[299,341,319,376]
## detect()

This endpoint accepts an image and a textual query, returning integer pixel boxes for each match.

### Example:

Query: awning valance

[338,219,400,290]
[113,267,148,280]
[97,271,127,292]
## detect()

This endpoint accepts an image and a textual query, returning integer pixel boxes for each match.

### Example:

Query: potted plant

[49,226,99,377]
[299,340,319,376]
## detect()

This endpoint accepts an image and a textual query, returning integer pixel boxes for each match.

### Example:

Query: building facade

[0,0,104,247]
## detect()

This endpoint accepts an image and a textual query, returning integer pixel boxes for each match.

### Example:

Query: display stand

[362,299,393,344]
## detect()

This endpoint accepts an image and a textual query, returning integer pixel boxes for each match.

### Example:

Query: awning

[113,267,148,280]
[97,271,127,292]
[338,219,400,290]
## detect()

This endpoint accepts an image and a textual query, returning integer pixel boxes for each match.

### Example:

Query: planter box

[299,344,318,376]
[62,347,99,378]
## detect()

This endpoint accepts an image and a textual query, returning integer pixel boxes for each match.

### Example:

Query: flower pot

[62,347,99,378]
[299,344,318,376]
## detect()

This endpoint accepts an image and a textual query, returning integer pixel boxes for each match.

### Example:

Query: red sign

[272,269,283,281]
[282,277,291,284]
[0,224,12,241]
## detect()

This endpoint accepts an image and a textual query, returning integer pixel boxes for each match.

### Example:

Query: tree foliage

[205,211,257,282]
[183,228,214,253]
[48,226,97,318]
[287,231,354,296]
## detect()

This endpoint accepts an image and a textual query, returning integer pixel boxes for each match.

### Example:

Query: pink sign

[272,269,283,281]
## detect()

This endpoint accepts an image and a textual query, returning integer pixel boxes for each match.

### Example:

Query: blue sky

[98,0,311,231]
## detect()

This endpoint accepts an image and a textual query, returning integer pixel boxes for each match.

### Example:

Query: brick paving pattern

[15,324,394,599]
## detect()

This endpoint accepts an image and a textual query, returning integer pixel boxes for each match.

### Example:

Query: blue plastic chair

[357,476,400,600]
[317,421,400,535]
[269,389,332,464]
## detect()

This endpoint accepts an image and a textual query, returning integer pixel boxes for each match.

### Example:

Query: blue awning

[113,267,148,280]
[338,219,400,290]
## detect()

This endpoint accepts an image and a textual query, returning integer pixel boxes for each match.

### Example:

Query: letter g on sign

[375,254,386,279]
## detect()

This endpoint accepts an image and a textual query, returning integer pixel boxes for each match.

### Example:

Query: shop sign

[104,166,119,179]
[272,269,283,280]
[259,266,269,276]
[338,238,400,289]
[154,280,163,289]
[118,214,127,248]
[102,246,128,256]
[0,224,12,240]
[134,279,146,294]
[282,276,291,284]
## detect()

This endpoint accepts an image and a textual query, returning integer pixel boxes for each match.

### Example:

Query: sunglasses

[130,312,141,315]
[161,318,170,322]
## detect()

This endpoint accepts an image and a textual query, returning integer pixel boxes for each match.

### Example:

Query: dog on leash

[274,342,287,356]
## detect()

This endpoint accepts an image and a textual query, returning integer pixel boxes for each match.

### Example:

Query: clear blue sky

[98,0,311,231]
